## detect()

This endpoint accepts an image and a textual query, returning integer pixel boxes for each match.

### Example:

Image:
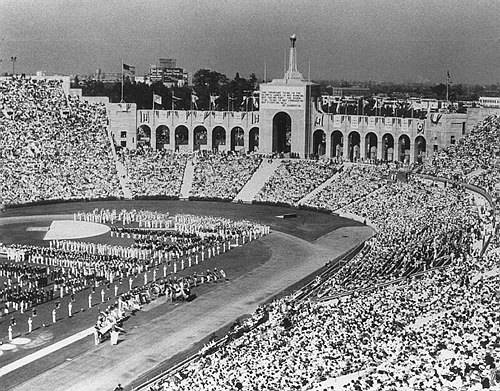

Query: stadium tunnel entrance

[272,112,291,154]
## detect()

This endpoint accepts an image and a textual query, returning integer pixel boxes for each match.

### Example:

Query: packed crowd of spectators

[147,116,500,391]
[255,159,340,205]
[421,115,500,204]
[121,148,187,198]
[151,184,497,391]
[190,152,262,200]
[318,179,484,296]
[303,164,388,211]
[0,77,121,206]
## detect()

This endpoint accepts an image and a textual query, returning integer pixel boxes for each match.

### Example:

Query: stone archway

[382,133,394,161]
[175,125,189,150]
[331,130,343,158]
[249,127,259,152]
[212,126,226,151]
[348,131,360,162]
[155,125,169,150]
[313,129,326,156]
[231,127,245,151]
[272,112,291,153]
[193,126,207,151]
[365,132,377,161]
[398,134,411,163]
[415,135,426,163]
[137,124,151,148]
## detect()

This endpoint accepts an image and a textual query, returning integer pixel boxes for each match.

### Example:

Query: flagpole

[446,71,449,102]
[121,58,124,103]
[171,90,174,111]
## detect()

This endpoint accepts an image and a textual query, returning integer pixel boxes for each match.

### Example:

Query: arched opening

[175,125,189,149]
[231,127,245,151]
[212,126,226,151]
[398,134,411,163]
[193,126,207,151]
[313,129,326,156]
[272,112,291,154]
[155,125,170,150]
[348,131,361,162]
[415,136,426,163]
[382,133,394,161]
[137,125,151,148]
[249,127,259,152]
[365,132,378,161]
[330,130,343,158]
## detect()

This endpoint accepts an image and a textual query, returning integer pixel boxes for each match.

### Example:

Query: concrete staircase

[298,165,344,205]
[116,161,133,199]
[233,159,282,203]
[179,157,195,200]
[106,123,132,199]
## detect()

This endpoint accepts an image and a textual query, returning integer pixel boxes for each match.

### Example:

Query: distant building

[479,96,500,108]
[149,64,163,83]
[93,68,131,83]
[159,58,176,69]
[148,59,189,87]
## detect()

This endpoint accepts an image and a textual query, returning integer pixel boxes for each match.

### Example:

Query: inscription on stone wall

[261,87,305,110]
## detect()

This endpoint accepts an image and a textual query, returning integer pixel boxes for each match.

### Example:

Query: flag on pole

[209,95,219,110]
[153,94,162,105]
[191,93,199,109]
[316,97,324,113]
[123,63,135,75]
[252,92,259,109]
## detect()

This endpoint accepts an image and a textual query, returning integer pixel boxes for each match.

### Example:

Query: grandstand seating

[1,77,500,391]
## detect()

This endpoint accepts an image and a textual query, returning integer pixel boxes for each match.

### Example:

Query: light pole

[10,56,17,76]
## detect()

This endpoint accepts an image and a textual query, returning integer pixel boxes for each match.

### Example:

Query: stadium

[1,10,500,391]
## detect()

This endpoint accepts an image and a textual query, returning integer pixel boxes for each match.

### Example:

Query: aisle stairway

[106,123,132,199]
[297,165,344,206]
[179,157,195,200]
[233,159,282,203]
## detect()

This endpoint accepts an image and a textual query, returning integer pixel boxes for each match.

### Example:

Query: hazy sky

[1,0,500,84]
